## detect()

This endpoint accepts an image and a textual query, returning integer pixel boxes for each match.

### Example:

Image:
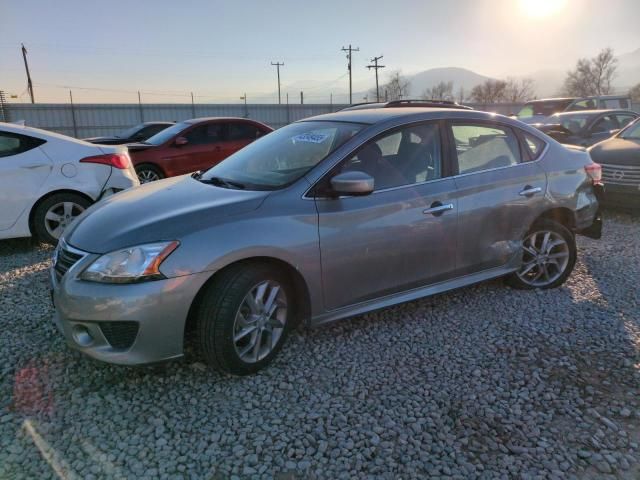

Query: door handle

[518,186,542,197]
[423,202,454,216]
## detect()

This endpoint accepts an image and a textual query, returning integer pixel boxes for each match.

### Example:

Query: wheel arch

[28,189,94,235]
[531,207,576,231]
[184,256,312,340]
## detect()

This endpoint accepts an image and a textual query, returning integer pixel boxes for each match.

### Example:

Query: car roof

[550,109,638,118]
[183,117,262,124]
[525,97,576,104]
[300,107,508,125]
[142,121,174,125]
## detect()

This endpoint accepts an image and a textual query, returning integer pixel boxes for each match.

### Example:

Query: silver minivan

[51,108,603,374]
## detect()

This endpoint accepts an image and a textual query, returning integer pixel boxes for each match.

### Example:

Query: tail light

[585,163,603,185]
[80,153,130,169]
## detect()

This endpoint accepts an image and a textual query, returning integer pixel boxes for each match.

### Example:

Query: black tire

[135,164,164,183]
[195,263,294,375]
[505,219,577,290]
[32,192,91,245]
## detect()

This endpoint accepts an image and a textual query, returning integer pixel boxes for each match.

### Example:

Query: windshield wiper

[199,176,246,190]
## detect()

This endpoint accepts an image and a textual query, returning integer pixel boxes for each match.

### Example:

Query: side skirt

[309,264,518,327]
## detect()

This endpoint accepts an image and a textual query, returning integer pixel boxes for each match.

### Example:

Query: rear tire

[32,193,91,245]
[195,263,293,375]
[506,219,576,290]
[135,164,164,183]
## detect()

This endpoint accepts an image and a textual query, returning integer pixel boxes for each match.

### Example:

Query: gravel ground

[1,209,639,480]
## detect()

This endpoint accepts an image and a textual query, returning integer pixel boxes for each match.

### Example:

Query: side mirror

[330,171,374,196]
[175,136,188,146]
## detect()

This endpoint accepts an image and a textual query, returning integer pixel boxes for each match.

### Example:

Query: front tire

[135,164,164,184]
[195,263,293,375]
[33,193,91,245]
[506,219,577,290]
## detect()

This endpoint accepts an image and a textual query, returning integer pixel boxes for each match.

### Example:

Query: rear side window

[451,123,521,175]
[614,114,637,129]
[522,132,546,160]
[0,131,46,158]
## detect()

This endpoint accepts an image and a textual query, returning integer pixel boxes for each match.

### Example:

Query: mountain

[407,67,494,97]
[617,48,640,89]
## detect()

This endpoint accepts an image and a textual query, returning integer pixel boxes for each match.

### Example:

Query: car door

[0,131,50,230]
[315,121,458,311]
[449,121,548,275]
[163,122,226,175]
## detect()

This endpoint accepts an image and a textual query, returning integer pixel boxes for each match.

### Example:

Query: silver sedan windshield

[201,120,364,189]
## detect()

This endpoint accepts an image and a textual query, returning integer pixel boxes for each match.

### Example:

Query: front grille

[601,163,640,187]
[99,322,140,350]
[54,243,85,281]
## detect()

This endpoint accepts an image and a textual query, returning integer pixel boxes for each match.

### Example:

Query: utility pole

[137,90,144,122]
[21,44,35,103]
[271,61,284,104]
[300,91,304,105]
[69,90,78,138]
[240,93,248,117]
[341,44,359,104]
[366,55,385,102]
[190,91,196,118]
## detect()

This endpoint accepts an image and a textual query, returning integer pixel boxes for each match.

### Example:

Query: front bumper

[51,253,211,365]
[600,184,640,209]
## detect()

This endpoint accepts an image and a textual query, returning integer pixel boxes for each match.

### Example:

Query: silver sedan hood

[65,175,270,254]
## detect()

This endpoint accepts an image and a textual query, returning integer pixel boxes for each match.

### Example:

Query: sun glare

[519,0,567,18]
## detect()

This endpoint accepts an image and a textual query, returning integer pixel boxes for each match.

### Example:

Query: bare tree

[503,78,535,102]
[629,83,640,102]
[377,70,411,101]
[422,81,454,100]
[563,48,618,97]
[457,86,465,103]
[470,79,507,103]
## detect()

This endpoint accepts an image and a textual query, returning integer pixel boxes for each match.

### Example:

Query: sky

[1,0,639,103]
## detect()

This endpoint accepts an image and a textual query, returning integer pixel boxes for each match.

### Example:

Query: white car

[0,122,139,244]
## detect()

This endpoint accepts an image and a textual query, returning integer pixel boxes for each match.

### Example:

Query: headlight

[80,241,179,283]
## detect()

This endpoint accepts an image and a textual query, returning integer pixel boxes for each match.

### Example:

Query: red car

[127,117,273,183]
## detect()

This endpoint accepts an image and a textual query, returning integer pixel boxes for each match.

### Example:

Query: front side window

[185,123,224,145]
[452,123,521,174]
[554,114,591,135]
[201,121,364,189]
[145,122,190,145]
[0,131,45,158]
[338,122,442,191]
[591,115,617,133]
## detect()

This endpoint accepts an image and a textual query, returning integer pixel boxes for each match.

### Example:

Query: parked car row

[515,94,632,124]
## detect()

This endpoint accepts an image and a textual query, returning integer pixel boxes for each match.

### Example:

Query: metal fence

[4,103,348,138]
[5,102,640,139]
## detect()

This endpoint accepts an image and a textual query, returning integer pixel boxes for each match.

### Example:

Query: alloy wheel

[233,280,288,363]
[44,202,85,240]
[516,230,570,287]
[137,169,160,183]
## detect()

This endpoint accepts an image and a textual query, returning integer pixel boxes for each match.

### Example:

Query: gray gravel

[1,210,640,479]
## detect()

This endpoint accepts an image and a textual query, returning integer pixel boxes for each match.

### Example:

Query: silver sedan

[51,108,602,375]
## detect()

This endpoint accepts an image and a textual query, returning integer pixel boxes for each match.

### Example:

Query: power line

[270,61,284,104]
[341,44,359,104]
[367,55,386,102]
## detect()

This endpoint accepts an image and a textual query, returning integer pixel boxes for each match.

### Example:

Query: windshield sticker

[293,133,329,144]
